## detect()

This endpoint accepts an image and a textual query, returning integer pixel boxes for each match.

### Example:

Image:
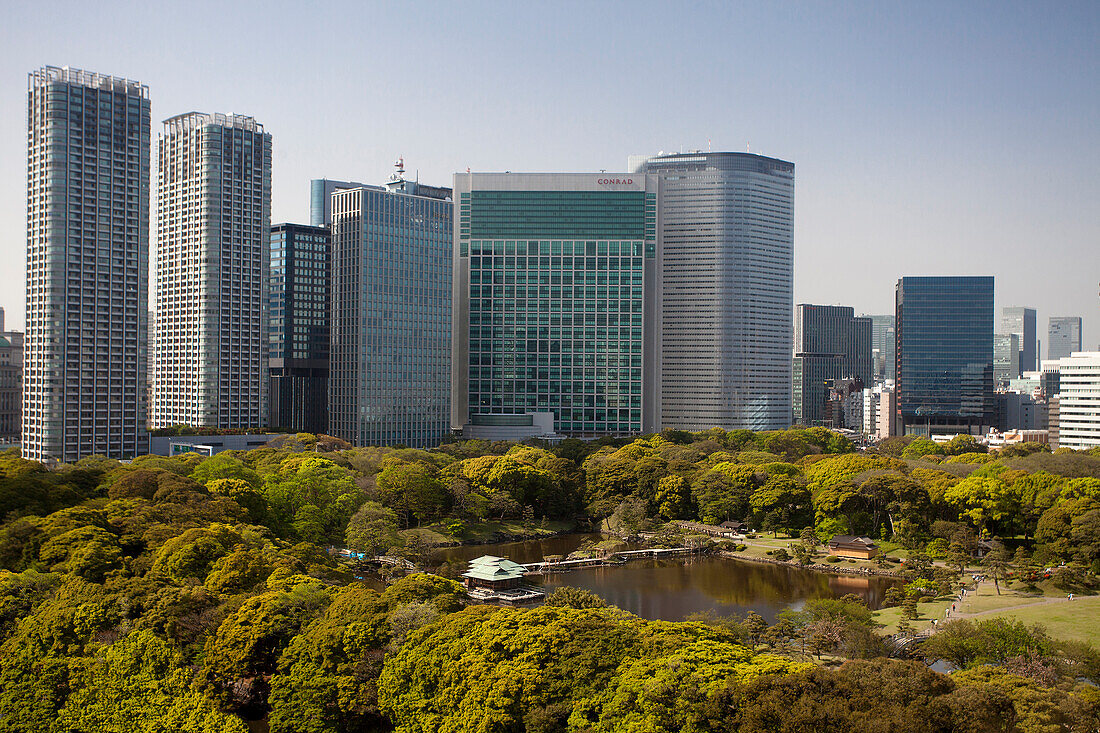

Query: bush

[826,555,841,563]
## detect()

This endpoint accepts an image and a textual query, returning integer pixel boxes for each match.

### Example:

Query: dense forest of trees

[0,428,1098,731]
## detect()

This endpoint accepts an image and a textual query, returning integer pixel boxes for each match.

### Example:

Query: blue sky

[1,0,1097,348]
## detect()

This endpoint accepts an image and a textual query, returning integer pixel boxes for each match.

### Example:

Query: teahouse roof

[463,555,527,581]
[827,535,878,548]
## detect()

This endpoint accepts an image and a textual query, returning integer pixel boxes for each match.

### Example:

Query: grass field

[873,578,1100,644]
[980,596,1100,646]
[404,519,578,547]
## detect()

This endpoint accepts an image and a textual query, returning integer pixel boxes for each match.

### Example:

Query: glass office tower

[993,333,1021,387]
[792,304,872,426]
[867,314,896,382]
[329,180,452,447]
[153,113,272,429]
[310,178,364,227]
[1002,306,1037,375]
[452,173,659,437]
[24,67,150,461]
[1048,316,1082,360]
[896,277,994,435]
[269,223,330,433]
[632,152,794,431]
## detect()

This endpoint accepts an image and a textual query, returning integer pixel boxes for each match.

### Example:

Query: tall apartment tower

[896,277,994,436]
[330,176,452,447]
[1047,316,1082,360]
[1001,306,1037,374]
[792,304,873,427]
[632,152,794,431]
[268,223,330,433]
[24,67,150,461]
[452,173,660,438]
[152,113,272,429]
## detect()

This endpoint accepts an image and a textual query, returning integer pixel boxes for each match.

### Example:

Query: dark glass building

[792,304,872,426]
[1001,306,1036,375]
[268,223,330,433]
[896,277,994,435]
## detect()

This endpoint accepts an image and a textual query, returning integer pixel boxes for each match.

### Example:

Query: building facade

[792,304,872,427]
[867,314,896,383]
[896,276,994,436]
[330,179,452,447]
[452,173,659,437]
[1048,316,1082,361]
[0,308,23,444]
[1002,306,1037,375]
[152,113,272,429]
[1056,352,1100,450]
[24,67,150,461]
[632,152,794,430]
[268,223,330,433]
[993,333,1021,387]
[310,178,364,227]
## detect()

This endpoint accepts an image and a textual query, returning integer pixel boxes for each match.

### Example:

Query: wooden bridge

[333,548,417,572]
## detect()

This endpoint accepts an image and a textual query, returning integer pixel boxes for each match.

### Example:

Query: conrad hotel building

[451,173,660,438]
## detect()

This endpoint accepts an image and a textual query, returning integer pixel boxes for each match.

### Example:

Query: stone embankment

[718,551,905,579]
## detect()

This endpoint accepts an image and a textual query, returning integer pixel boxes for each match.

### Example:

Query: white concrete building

[152,113,271,429]
[24,67,150,461]
[1056,352,1100,450]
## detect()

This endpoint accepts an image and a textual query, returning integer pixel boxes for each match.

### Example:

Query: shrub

[826,555,841,563]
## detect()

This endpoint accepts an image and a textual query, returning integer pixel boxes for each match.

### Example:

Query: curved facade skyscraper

[632,152,794,431]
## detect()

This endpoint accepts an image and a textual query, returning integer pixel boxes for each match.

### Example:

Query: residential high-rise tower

[632,152,794,430]
[152,113,272,429]
[24,67,150,461]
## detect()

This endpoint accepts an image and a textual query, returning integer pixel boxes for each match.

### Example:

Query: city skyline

[0,2,1096,346]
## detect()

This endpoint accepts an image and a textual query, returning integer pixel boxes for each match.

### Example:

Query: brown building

[0,315,23,444]
[827,535,879,559]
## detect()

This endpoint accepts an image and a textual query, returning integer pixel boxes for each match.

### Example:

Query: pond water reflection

[433,533,899,622]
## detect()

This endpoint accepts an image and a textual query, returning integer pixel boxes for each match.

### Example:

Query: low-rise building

[826,535,879,559]
[462,556,527,591]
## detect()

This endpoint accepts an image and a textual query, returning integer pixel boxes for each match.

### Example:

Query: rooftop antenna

[391,155,405,182]
[708,138,712,152]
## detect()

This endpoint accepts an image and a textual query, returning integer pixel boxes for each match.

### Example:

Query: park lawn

[954,580,1046,615]
[981,596,1100,647]
[407,519,578,547]
[875,598,955,635]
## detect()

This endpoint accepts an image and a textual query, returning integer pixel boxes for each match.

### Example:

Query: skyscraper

[24,67,150,461]
[1002,306,1037,374]
[993,333,1021,387]
[329,177,452,447]
[632,152,794,431]
[1048,316,1082,360]
[452,173,659,438]
[310,178,364,227]
[268,223,330,433]
[896,277,994,436]
[792,305,872,426]
[867,314,896,382]
[152,113,272,429]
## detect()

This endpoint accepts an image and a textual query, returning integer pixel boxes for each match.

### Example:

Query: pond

[432,533,900,623]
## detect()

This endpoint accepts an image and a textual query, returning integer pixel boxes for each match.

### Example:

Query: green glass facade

[453,175,658,436]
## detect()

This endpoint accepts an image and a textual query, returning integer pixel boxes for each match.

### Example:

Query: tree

[376,461,446,528]
[543,586,608,609]
[654,474,691,519]
[345,501,400,556]
[750,475,811,537]
[981,544,1011,595]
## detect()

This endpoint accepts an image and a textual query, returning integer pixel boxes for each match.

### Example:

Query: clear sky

[1,0,1097,348]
